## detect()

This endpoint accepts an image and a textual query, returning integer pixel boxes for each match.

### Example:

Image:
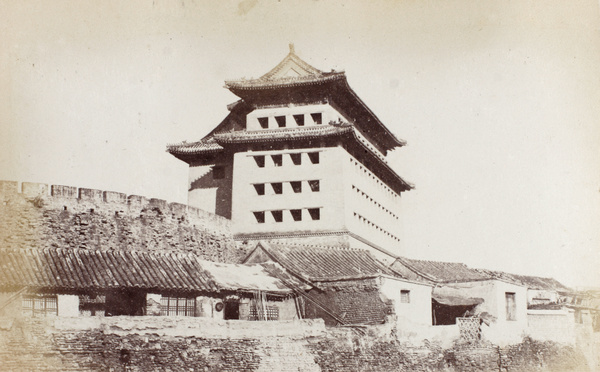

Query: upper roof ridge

[258,45,325,81]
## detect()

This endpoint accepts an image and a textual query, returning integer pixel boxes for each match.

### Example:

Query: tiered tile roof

[0,248,294,295]
[225,44,346,90]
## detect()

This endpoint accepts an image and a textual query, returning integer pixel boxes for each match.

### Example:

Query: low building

[391,257,528,344]
[0,248,302,322]
[244,241,432,327]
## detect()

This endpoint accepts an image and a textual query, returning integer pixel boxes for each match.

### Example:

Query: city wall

[0,316,590,372]
[0,180,247,263]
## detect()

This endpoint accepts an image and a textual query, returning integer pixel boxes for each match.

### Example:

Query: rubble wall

[0,181,246,263]
[0,316,590,372]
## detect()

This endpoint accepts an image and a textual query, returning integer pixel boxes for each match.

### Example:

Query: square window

[253,211,265,223]
[308,180,320,192]
[290,181,302,193]
[271,210,283,222]
[160,296,196,317]
[271,154,283,167]
[212,166,225,179]
[308,208,320,220]
[258,117,269,129]
[290,153,301,165]
[308,152,320,164]
[254,156,265,168]
[400,290,410,304]
[275,116,286,127]
[310,113,322,124]
[293,114,304,126]
[22,295,58,317]
[253,184,265,195]
[271,182,283,194]
[290,209,302,221]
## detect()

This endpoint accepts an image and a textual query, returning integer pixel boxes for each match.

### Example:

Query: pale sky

[1,0,599,288]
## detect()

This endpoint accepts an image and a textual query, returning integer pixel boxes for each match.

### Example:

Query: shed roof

[244,242,400,283]
[0,248,293,295]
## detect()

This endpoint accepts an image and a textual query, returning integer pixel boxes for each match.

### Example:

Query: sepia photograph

[1,0,599,370]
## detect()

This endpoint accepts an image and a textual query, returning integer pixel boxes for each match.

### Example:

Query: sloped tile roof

[393,257,570,291]
[249,242,399,282]
[0,248,293,295]
[393,257,490,283]
[479,270,571,292]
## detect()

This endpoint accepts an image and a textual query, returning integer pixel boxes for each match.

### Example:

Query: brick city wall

[0,181,247,263]
[0,316,590,372]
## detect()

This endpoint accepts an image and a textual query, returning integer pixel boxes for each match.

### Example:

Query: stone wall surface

[0,316,592,372]
[0,181,246,263]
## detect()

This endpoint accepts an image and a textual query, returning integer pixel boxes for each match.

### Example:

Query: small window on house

[254,155,265,168]
[308,180,320,192]
[271,154,283,167]
[308,152,320,164]
[290,209,302,221]
[293,114,304,126]
[271,210,283,222]
[271,182,283,194]
[275,116,286,128]
[310,113,322,124]
[574,309,583,324]
[213,166,225,179]
[258,117,269,129]
[400,290,410,304]
[308,208,320,220]
[22,294,58,317]
[249,305,279,321]
[160,296,196,317]
[290,181,302,193]
[290,153,302,165]
[253,211,265,223]
[505,292,516,321]
[253,183,265,195]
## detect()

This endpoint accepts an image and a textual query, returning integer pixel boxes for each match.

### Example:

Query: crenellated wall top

[0,180,231,231]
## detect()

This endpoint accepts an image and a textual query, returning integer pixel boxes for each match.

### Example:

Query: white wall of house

[526,309,576,344]
[57,295,79,317]
[379,276,432,326]
[527,289,559,305]
[196,296,225,319]
[444,280,528,345]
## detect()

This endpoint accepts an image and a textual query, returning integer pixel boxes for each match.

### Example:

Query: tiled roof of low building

[479,270,571,292]
[393,257,570,291]
[0,248,293,295]
[393,257,490,283]
[246,242,400,283]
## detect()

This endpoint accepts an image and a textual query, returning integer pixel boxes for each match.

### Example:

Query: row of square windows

[253,208,321,223]
[257,112,322,129]
[253,152,320,167]
[253,180,319,195]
